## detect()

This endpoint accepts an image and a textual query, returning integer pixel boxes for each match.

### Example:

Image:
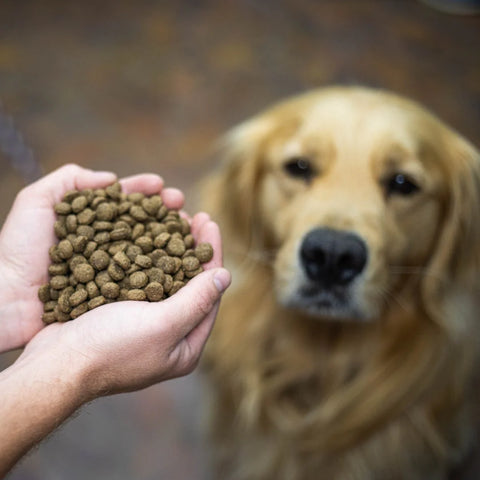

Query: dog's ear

[202,116,274,259]
[422,127,480,329]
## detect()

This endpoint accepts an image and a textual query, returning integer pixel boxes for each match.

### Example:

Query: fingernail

[213,269,231,293]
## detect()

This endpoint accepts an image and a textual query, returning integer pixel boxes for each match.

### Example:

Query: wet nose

[300,228,368,287]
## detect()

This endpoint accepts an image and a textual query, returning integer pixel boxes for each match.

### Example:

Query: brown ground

[1,1,479,479]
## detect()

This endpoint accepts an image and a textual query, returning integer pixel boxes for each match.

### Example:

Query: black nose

[300,228,368,287]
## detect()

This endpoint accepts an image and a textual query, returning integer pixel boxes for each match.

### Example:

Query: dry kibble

[88,296,107,309]
[90,250,110,270]
[73,264,95,283]
[130,271,148,289]
[40,181,215,322]
[127,289,146,301]
[195,243,214,263]
[145,282,164,301]
[101,282,120,299]
[69,289,88,307]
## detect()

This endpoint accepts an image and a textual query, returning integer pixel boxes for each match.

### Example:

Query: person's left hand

[0,164,186,352]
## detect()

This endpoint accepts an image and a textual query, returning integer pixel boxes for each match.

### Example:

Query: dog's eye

[283,157,315,182]
[386,173,419,196]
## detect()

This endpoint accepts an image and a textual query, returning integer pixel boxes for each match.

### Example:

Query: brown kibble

[73,264,95,283]
[63,190,80,203]
[93,220,114,231]
[54,202,72,215]
[146,267,165,284]
[195,242,214,263]
[166,221,182,234]
[163,274,173,293]
[106,182,122,199]
[157,256,176,274]
[43,300,57,312]
[49,245,63,263]
[38,284,51,303]
[142,196,162,216]
[148,222,166,237]
[91,196,107,209]
[135,235,153,253]
[108,241,127,256]
[127,289,146,301]
[108,262,125,281]
[184,234,195,249]
[42,312,57,324]
[48,262,69,276]
[57,239,74,260]
[76,225,95,240]
[130,271,148,289]
[69,254,88,270]
[130,205,149,222]
[69,289,88,307]
[50,275,69,290]
[96,202,116,221]
[71,195,88,213]
[126,264,141,275]
[126,244,143,262]
[185,266,204,279]
[65,214,78,233]
[153,232,170,249]
[112,251,131,270]
[90,250,110,270]
[174,269,184,281]
[182,256,200,272]
[55,305,72,322]
[118,201,132,214]
[166,237,186,257]
[95,270,112,288]
[71,235,88,253]
[86,281,100,298]
[127,192,145,204]
[94,231,110,245]
[54,220,67,239]
[110,223,131,240]
[131,223,146,240]
[145,282,164,301]
[83,241,97,258]
[77,208,96,225]
[135,254,152,269]
[70,302,88,319]
[49,288,60,300]
[88,296,107,309]
[101,282,120,299]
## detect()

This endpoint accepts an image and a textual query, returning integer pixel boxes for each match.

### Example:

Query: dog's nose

[300,228,367,286]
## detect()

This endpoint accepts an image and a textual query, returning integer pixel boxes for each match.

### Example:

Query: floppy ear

[201,117,274,260]
[422,128,480,329]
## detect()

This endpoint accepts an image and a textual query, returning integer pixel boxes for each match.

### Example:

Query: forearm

[0,348,89,477]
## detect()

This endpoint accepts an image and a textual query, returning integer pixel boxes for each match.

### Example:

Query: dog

[201,86,480,480]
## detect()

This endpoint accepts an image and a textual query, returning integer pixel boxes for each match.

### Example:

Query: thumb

[149,268,231,340]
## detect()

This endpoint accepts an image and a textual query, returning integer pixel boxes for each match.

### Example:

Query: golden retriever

[202,86,480,480]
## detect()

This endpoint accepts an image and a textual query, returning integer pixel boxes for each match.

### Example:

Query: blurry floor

[0,1,479,479]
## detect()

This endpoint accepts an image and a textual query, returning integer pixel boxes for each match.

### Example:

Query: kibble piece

[77,208,96,225]
[166,237,186,257]
[86,281,100,298]
[185,266,204,279]
[90,250,110,271]
[108,262,125,281]
[163,274,173,293]
[108,241,127,256]
[113,251,131,270]
[135,236,153,253]
[71,235,88,253]
[130,271,148,289]
[38,284,51,303]
[42,312,57,324]
[49,245,63,263]
[71,195,88,213]
[82,189,94,204]
[77,225,95,240]
[156,205,168,220]
[48,262,69,276]
[93,220,114,231]
[54,220,67,239]
[157,256,176,274]
[69,254,88,270]
[184,234,195,249]
[95,270,112,288]
[150,249,167,265]
[91,196,107,209]
[145,282,164,301]
[174,269,184,281]
[131,223,145,240]
[50,275,69,290]
[127,192,145,204]
[49,288,60,300]
[101,282,120,299]
[165,221,182,234]
[88,296,107,309]
[70,302,88,319]
[130,205,149,222]
[127,289,146,301]
[195,243,214,263]
[83,241,97,258]
[96,202,116,221]
[94,231,110,245]
[148,222,166,237]
[65,214,78,233]
[153,232,170,249]
[73,264,95,283]
[135,254,152,269]
[54,202,72,215]
[182,256,200,272]
[57,239,74,260]
[126,244,143,262]
[118,201,132,214]
[146,267,165,284]
[43,300,57,312]
[106,182,122,199]
[69,289,88,307]
[126,264,141,275]
[142,196,162,216]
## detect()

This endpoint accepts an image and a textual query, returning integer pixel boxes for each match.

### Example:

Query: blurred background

[0,0,479,479]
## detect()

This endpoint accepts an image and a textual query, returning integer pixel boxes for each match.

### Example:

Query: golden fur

[202,86,480,480]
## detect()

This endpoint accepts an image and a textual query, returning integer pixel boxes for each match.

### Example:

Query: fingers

[191,214,223,269]
[21,164,117,207]
[119,173,164,195]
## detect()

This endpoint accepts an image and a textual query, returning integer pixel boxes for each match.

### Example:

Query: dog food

[39,182,214,324]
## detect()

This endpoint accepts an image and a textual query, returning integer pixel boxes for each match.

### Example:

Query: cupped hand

[0,163,209,353]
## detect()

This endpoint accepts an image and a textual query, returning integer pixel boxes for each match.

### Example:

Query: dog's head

[210,87,480,325]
